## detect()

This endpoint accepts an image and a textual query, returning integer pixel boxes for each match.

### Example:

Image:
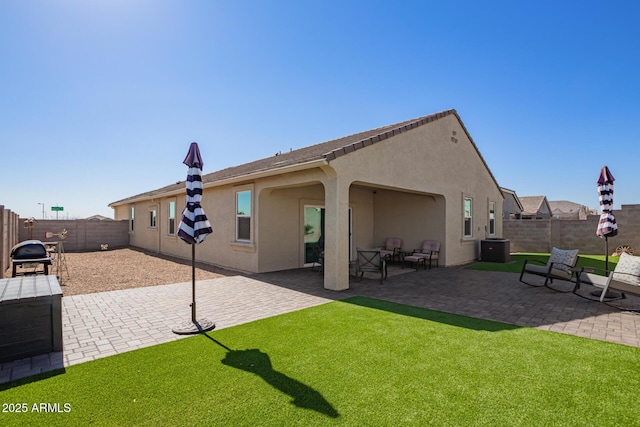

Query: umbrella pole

[173,241,215,335]
[605,236,609,275]
[595,236,621,299]
[191,243,196,323]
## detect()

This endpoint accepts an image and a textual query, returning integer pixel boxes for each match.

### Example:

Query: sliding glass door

[304,206,352,265]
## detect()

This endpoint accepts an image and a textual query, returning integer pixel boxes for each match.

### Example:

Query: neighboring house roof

[86,214,113,221]
[110,109,501,206]
[549,200,589,219]
[500,187,523,211]
[519,195,551,217]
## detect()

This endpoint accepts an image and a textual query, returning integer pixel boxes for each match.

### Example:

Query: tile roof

[110,109,499,206]
[549,200,586,213]
[520,196,548,215]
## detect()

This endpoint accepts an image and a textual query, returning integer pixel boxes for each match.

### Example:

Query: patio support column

[323,171,350,291]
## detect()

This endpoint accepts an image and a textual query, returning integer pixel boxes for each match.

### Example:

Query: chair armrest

[609,270,640,284]
[577,266,608,276]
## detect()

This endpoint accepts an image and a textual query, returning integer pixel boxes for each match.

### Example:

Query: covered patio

[257,180,446,285]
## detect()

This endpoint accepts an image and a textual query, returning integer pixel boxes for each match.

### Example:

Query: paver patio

[1,266,639,385]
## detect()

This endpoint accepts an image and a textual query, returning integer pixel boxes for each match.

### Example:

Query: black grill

[10,240,52,277]
[11,240,48,260]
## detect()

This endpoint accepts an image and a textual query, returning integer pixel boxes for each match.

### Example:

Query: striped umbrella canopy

[177,142,212,244]
[596,166,617,277]
[173,142,214,334]
[596,166,617,239]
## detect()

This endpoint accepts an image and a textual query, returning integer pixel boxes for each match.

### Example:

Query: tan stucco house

[109,109,504,291]
[500,187,523,219]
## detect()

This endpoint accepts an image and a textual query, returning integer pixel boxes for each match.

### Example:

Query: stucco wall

[258,184,325,271]
[257,183,376,272]
[372,190,446,260]
[502,193,521,219]
[329,114,504,266]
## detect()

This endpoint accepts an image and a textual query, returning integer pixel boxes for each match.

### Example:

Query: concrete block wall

[504,204,640,255]
[0,206,20,278]
[502,219,550,253]
[18,219,129,252]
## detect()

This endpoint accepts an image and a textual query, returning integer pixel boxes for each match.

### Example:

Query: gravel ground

[4,247,229,296]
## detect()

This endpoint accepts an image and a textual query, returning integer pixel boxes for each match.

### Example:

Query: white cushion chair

[576,252,640,307]
[519,247,580,291]
[379,238,402,263]
[403,240,440,270]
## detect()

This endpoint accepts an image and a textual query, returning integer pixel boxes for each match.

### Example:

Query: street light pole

[38,202,44,220]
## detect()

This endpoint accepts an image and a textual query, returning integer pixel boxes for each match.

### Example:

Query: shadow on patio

[252,265,640,347]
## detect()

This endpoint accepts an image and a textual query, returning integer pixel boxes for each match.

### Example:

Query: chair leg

[518,261,527,283]
[519,261,546,287]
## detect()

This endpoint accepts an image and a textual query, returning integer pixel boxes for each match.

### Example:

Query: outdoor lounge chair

[403,240,440,270]
[519,247,579,292]
[379,238,402,263]
[355,248,387,283]
[574,252,640,310]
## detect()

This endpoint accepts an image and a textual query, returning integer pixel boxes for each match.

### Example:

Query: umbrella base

[590,290,623,300]
[172,318,216,335]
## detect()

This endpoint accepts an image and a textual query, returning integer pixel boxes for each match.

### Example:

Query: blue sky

[1,0,638,219]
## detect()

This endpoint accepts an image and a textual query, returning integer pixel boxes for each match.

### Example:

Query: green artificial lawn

[2,297,638,426]
[466,253,618,274]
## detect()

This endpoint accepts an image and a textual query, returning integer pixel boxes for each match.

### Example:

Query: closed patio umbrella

[596,165,617,274]
[172,142,215,335]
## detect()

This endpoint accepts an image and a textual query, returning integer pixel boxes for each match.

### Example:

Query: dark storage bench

[0,275,63,363]
[481,239,511,263]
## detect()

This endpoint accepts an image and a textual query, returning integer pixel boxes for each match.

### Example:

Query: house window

[168,201,176,235]
[130,206,135,232]
[236,190,251,241]
[149,209,157,228]
[489,201,496,236]
[464,197,473,238]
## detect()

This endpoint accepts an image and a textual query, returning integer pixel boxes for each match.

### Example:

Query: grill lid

[10,240,48,260]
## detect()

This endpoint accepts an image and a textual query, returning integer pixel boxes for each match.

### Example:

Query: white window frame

[488,201,496,236]
[463,197,473,238]
[168,200,176,236]
[149,207,157,229]
[236,190,252,242]
[129,205,135,232]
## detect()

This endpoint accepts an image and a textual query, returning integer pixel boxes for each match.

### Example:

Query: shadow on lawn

[342,296,521,332]
[202,334,339,419]
[0,368,66,391]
